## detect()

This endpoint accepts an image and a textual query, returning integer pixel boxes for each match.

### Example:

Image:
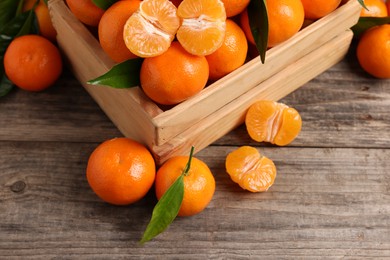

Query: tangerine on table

[360,0,388,17]
[240,0,304,48]
[155,156,215,217]
[86,137,156,206]
[123,0,180,58]
[245,100,302,146]
[65,0,105,27]
[140,41,209,105]
[206,19,248,81]
[221,0,250,18]
[4,35,62,92]
[225,146,276,192]
[356,24,390,79]
[300,0,341,20]
[176,0,227,56]
[23,0,57,42]
[98,0,141,63]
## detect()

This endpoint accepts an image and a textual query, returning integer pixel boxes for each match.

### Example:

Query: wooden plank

[0,142,389,258]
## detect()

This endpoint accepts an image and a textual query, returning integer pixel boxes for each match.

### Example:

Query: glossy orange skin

[300,0,341,19]
[4,35,62,91]
[360,0,388,17]
[98,0,141,62]
[23,0,57,42]
[140,42,209,105]
[221,0,250,17]
[155,156,215,217]
[66,0,105,26]
[86,138,156,206]
[357,24,390,79]
[206,19,248,81]
[240,0,304,47]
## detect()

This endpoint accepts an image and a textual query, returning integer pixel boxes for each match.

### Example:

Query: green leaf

[0,74,14,97]
[140,146,195,244]
[0,0,22,26]
[42,0,48,6]
[248,0,268,64]
[140,174,184,244]
[352,17,390,38]
[92,0,118,10]
[357,0,368,10]
[87,58,143,88]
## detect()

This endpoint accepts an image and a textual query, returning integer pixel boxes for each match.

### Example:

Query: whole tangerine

[155,155,215,217]
[86,137,156,206]
[300,0,341,20]
[66,0,105,27]
[4,35,62,92]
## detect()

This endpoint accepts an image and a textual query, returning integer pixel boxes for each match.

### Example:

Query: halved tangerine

[245,100,302,146]
[176,0,227,56]
[225,146,276,192]
[123,0,180,57]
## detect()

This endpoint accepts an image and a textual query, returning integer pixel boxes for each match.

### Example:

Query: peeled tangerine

[123,0,180,57]
[226,146,276,192]
[245,100,302,146]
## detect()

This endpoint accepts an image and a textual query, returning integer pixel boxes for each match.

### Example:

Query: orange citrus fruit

[140,41,209,105]
[23,0,57,42]
[86,137,156,206]
[221,0,250,17]
[360,0,388,17]
[245,100,302,146]
[98,0,141,62]
[4,35,62,92]
[155,156,215,217]
[387,1,390,14]
[206,19,248,81]
[65,0,105,27]
[240,0,304,48]
[300,0,341,20]
[357,24,390,79]
[123,0,180,58]
[176,0,227,56]
[225,146,276,192]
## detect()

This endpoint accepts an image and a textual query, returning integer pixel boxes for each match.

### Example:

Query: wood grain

[0,142,389,258]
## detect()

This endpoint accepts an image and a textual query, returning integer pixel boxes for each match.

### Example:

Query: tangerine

[245,100,302,146]
[86,137,156,206]
[155,155,215,217]
[98,0,141,62]
[66,0,105,27]
[221,0,250,18]
[240,0,304,48]
[140,41,209,105]
[206,19,248,81]
[360,0,388,17]
[4,35,62,92]
[176,0,227,56]
[225,146,276,192]
[23,0,57,42]
[357,24,390,79]
[300,0,341,20]
[123,0,180,58]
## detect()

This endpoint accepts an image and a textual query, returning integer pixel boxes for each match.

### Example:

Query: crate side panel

[152,30,354,164]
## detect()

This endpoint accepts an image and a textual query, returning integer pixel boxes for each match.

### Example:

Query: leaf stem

[182,146,194,176]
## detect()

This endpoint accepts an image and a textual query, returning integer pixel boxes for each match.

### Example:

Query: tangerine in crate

[48,0,361,164]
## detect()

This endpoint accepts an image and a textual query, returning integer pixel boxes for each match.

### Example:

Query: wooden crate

[48,0,361,164]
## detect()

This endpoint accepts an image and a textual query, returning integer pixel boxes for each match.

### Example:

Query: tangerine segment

[123,0,180,57]
[245,100,302,146]
[225,146,276,192]
[176,0,227,56]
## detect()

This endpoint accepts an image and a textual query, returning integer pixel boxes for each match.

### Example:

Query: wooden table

[1,43,389,258]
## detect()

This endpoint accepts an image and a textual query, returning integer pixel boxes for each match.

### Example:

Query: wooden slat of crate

[153,30,354,164]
